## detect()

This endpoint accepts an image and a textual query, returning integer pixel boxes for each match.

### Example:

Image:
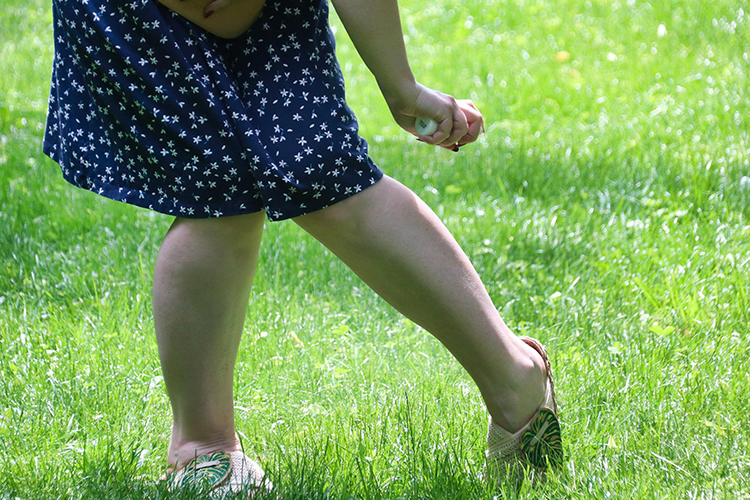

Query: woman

[43,0,562,495]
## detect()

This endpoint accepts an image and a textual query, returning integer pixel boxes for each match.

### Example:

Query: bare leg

[293,175,546,432]
[152,211,266,473]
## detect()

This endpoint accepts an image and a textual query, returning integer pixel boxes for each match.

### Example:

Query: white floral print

[43,0,383,220]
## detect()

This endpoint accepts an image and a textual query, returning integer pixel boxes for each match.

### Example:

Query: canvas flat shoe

[484,336,563,491]
[167,450,273,498]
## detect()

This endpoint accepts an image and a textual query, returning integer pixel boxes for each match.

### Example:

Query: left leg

[292,175,546,433]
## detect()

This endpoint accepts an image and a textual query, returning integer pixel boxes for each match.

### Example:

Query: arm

[330,0,483,149]
[199,0,483,147]
[329,0,415,106]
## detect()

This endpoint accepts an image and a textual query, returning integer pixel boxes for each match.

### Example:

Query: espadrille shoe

[168,450,272,498]
[484,336,563,490]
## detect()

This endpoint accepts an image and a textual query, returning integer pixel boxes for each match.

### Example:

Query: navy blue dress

[43,0,384,221]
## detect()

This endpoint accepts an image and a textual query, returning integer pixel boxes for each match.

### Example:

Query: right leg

[152,211,266,473]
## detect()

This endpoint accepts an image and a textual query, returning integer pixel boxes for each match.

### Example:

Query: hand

[384,82,485,152]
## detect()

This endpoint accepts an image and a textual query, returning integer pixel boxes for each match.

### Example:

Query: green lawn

[1,0,749,498]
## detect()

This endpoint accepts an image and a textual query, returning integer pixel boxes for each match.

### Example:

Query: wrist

[379,74,419,112]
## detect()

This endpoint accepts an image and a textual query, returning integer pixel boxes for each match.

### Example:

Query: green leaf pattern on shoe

[179,451,233,494]
[519,408,563,469]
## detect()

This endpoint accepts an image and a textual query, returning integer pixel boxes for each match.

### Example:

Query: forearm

[330,0,416,102]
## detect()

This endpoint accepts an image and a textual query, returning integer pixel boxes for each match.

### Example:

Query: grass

[1,0,749,498]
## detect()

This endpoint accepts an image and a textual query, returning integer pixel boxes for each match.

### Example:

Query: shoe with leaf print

[483,336,563,490]
[169,450,272,498]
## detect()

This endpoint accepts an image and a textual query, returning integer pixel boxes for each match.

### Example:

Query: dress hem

[44,144,386,222]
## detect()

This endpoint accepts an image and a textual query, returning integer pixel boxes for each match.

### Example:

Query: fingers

[429,116,453,142]
[201,0,232,17]
[438,102,470,148]
[418,98,466,146]
[456,99,485,146]
[406,85,484,151]
[420,99,484,151]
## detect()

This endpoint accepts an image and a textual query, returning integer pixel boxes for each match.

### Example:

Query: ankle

[485,345,547,433]
[166,429,241,473]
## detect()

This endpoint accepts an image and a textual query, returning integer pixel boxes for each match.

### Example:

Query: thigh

[292,174,420,237]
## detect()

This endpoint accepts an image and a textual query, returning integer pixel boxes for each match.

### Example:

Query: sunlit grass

[1,0,749,498]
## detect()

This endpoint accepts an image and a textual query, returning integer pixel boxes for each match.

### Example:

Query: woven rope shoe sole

[484,336,563,491]
[168,450,273,498]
